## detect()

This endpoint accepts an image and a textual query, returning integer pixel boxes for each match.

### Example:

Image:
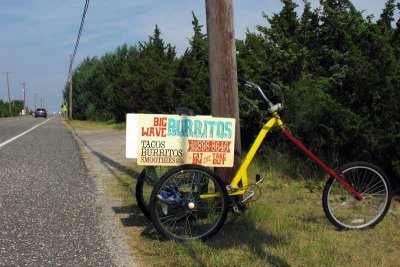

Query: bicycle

[148,78,393,241]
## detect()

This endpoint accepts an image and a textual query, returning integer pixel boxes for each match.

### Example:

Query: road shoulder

[65,121,137,267]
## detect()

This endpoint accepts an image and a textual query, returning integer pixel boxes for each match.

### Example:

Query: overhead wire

[68,0,90,78]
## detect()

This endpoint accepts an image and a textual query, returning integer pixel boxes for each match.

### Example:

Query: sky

[0,0,397,113]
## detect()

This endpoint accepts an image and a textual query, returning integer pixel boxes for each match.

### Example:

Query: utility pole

[22,82,26,113]
[206,0,241,184]
[1,72,13,117]
[34,90,38,110]
[68,54,73,120]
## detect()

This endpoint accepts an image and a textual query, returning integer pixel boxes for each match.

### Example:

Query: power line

[67,0,90,120]
[71,0,90,65]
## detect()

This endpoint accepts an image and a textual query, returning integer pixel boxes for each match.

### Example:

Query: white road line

[0,118,54,149]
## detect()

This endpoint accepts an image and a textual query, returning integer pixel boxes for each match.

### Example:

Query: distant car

[34,108,47,118]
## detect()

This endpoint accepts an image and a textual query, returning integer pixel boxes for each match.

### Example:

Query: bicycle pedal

[231,202,247,214]
[256,174,264,184]
[232,205,240,214]
[242,189,255,203]
[226,185,240,192]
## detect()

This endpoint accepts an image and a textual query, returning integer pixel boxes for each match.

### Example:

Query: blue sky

[0,0,396,113]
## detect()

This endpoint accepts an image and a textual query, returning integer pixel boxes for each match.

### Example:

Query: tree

[174,12,209,115]
[377,0,397,30]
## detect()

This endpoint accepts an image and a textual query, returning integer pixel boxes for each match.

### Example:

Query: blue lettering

[167,118,176,136]
[216,121,224,139]
[224,122,233,139]
[194,120,202,138]
[207,121,216,138]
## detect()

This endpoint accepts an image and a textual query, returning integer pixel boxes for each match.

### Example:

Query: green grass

[65,119,125,131]
[117,155,400,267]
[71,120,400,267]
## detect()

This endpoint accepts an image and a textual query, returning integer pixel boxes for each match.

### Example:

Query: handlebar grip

[261,77,273,85]
[238,77,247,83]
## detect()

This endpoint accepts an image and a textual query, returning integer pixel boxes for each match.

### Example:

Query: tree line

[0,100,24,117]
[64,0,400,187]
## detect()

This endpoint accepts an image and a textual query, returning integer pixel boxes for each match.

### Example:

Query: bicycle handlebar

[238,77,247,83]
[238,77,283,113]
[261,77,272,85]
[261,77,280,90]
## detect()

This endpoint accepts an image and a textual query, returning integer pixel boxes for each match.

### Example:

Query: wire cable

[68,0,90,76]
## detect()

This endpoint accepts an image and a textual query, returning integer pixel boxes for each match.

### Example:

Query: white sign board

[126,114,235,167]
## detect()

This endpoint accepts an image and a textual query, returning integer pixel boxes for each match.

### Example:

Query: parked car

[34,108,47,118]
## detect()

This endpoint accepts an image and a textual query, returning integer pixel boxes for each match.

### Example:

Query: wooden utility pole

[34,90,38,110]
[206,0,241,184]
[22,82,26,113]
[1,72,13,117]
[69,54,73,120]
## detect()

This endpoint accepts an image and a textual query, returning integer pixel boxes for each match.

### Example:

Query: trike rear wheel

[136,166,169,219]
[149,164,229,241]
[322,161,392,230]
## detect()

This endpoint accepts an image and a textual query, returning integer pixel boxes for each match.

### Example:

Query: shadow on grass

[112,205,149,227]
[111,204,160,239]
[299,214,326,225]
[203,215,290,266]
[135,211,290,266]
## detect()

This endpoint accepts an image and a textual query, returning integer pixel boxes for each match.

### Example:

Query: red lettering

[155,127,167,137]
[212,153,226,165]
[141,127,151,136]
[141,127,167,137]
[193,153,203,164]
[154,117,167,127]
[188,140,231,153]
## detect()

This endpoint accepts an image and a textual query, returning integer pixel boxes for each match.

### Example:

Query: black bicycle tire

[135,169,152,219]
[322,161,392,230]
[136,166,169,219]
[149,164,229,241]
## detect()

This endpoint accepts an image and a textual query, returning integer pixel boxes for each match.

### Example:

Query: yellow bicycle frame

[227,112,283,196]
[201,110,363,200]
[200,112,283,198]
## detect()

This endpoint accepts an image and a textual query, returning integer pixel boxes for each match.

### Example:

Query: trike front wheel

[322,161,392,230]
[149,164,229,241]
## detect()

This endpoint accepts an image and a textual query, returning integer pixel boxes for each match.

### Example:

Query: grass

[71,120,400,267]
[66,119,125,131]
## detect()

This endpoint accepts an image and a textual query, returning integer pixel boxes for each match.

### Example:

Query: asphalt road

[0,117,116,266]
[0,116,42,145]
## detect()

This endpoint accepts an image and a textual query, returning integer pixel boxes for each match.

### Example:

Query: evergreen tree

[377,0,397,30]
[64,3,400,190]
[256,0,305,82]
[174,12,209,114]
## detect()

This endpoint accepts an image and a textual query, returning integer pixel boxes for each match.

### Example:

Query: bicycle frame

[201,111,363,201]
[150,79,392,241]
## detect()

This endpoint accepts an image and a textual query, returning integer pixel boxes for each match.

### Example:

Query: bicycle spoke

[151,165,228,240]
[323,163,391,230]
